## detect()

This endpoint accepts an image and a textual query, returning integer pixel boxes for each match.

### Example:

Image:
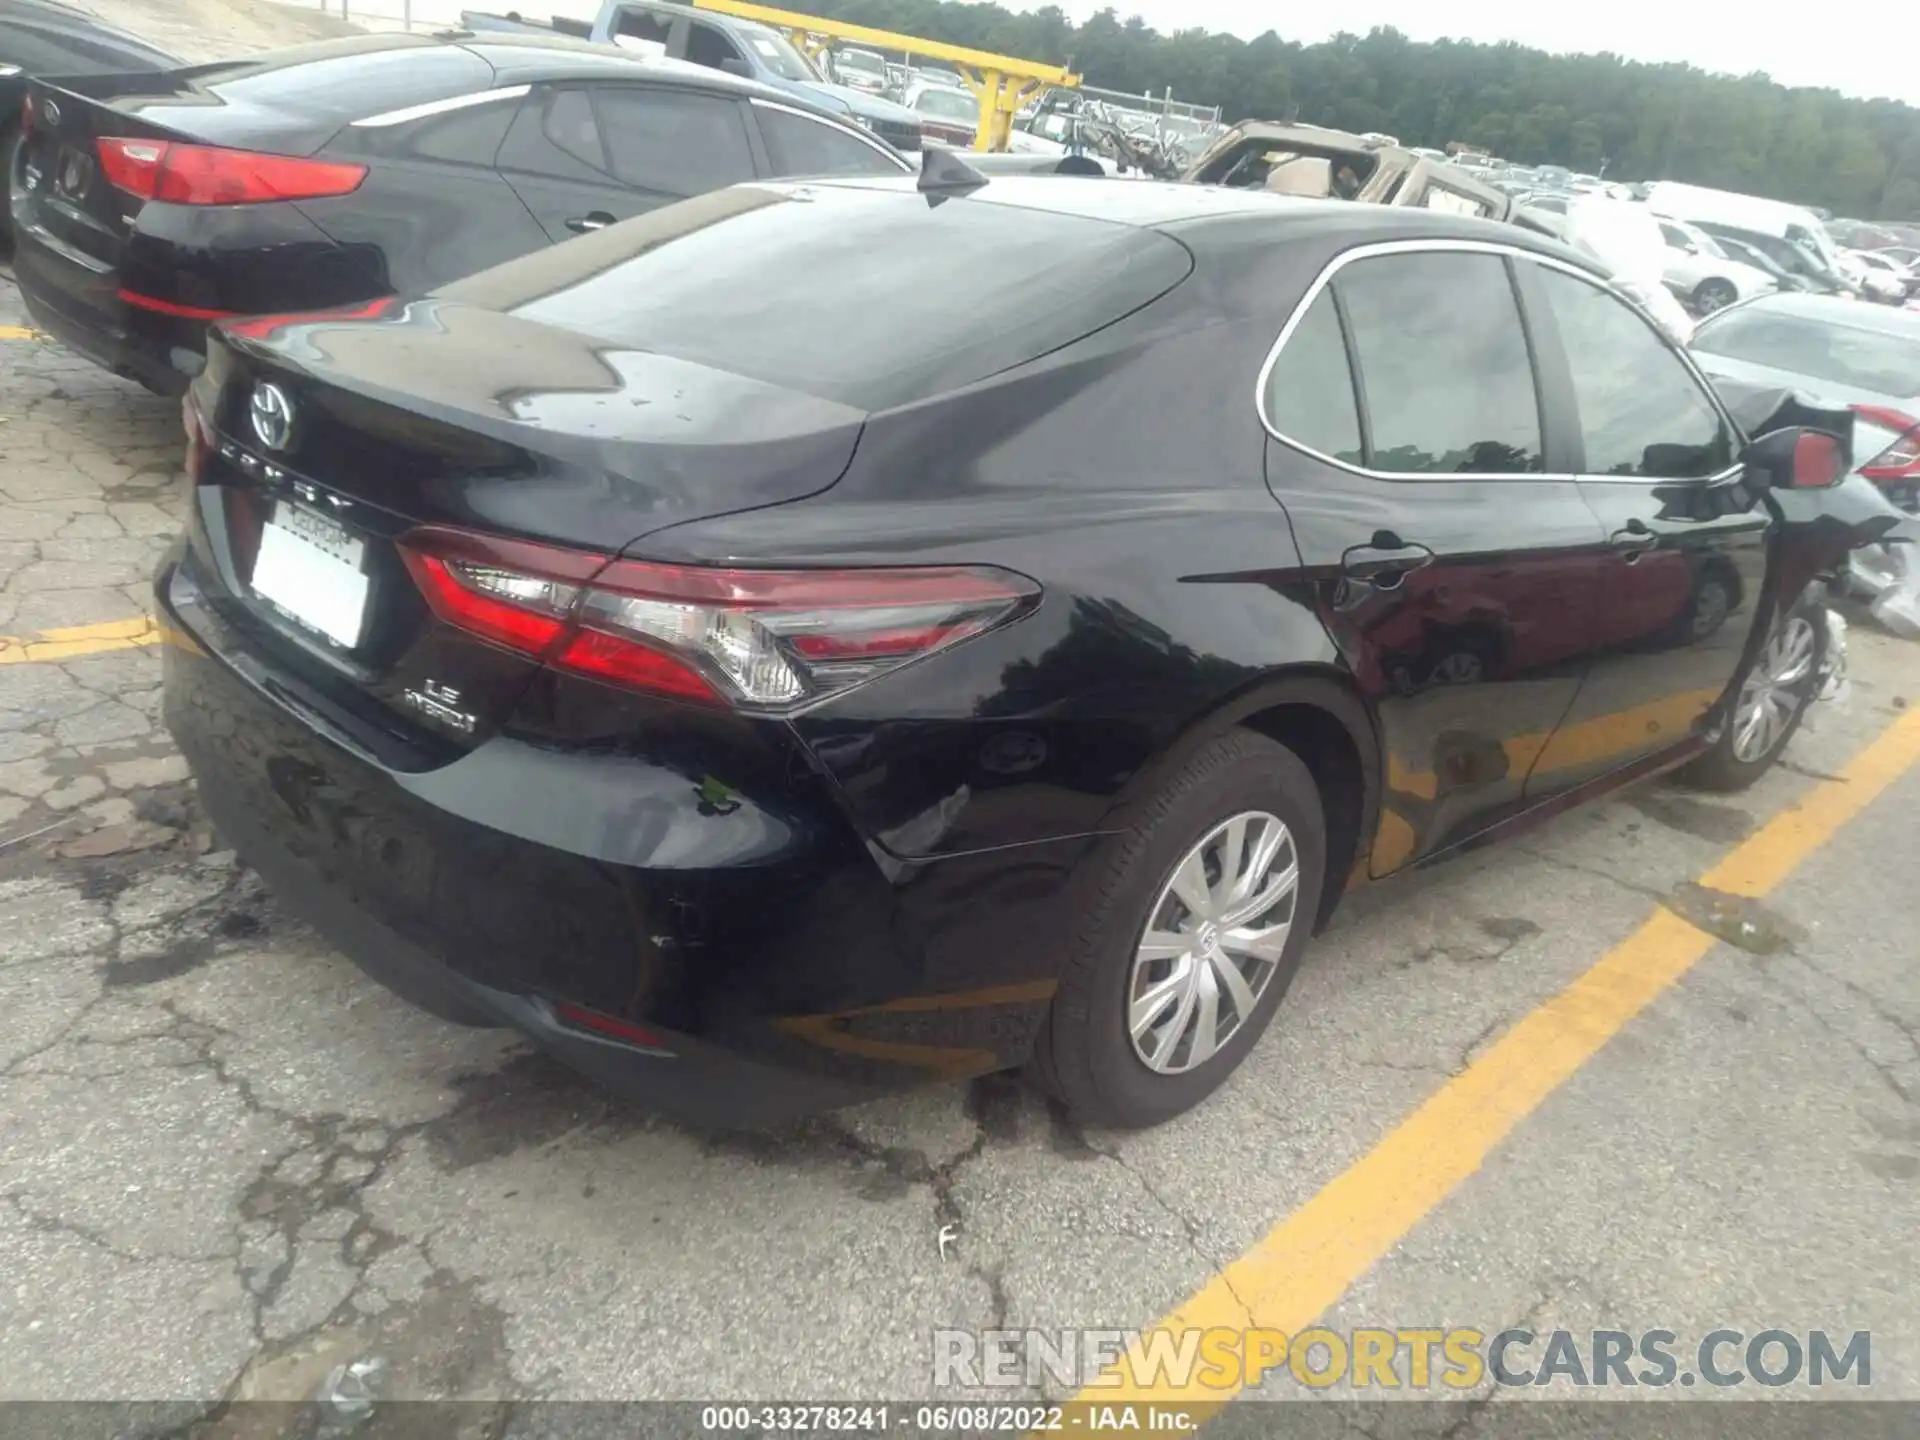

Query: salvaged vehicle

[1182,121,1514,219]
[157,170,1900,1131]
[977,116,1513,216]
[9,31,907,394]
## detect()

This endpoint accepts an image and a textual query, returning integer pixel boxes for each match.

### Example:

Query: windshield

[838,50,885,76]
[1692,307,1919,396]
[741,27,819,82]
[916,89,977,123]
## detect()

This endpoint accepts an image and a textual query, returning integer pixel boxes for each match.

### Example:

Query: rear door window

[591,87,756,196]
[1532,265,1733,478]
[1261,292,1364,466]
[1332,252,1544,474]
[755,105,906,178]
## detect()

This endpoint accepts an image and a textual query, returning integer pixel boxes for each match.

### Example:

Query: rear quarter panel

[635,263,1357,861]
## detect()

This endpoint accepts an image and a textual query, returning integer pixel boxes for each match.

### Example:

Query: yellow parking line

[0,615,161,665]
[0,324,40,341]
[1080,703,1920,1416]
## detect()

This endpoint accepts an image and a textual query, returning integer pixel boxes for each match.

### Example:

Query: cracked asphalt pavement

[3,266,1918,1424]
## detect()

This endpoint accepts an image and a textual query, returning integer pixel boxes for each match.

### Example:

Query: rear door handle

[1609,519,1659,562]
[1341,529,1436,590]
[565,211,615,233]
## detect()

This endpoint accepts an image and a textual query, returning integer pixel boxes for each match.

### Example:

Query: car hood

[802,79,920,124]
[1690,352,1907,414]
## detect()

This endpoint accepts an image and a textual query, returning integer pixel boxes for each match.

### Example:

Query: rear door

[1513,256,1764,795]
[1260,244,1606,877]
[495,81,755,242]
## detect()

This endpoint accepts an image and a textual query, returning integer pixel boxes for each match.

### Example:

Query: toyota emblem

[42,98,61,128]
[249,381,294,451]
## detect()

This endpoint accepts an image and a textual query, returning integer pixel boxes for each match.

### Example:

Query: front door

[1512,258,1768,797]
[1259,247,1606,877]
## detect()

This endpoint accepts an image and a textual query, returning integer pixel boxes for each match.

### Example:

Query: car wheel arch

[1098,667,1380,934]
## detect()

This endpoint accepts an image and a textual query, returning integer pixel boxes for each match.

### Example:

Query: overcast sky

[1036,2,1920,106]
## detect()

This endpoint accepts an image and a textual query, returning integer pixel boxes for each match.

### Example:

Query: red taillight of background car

[396,528,1039,712]
[1854,404,1920,480]
[94,137,367,205]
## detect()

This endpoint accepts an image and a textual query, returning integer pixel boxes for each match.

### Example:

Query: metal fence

[1076,82,1221,128]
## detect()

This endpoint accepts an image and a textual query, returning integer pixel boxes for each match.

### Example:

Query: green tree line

[806,1,1920,219]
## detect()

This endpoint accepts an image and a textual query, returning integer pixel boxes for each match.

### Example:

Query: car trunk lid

[178,298,868,764]
[14,38,490,284]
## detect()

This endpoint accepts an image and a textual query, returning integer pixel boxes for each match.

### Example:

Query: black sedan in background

[157,177,1899,1129]
[0,0,177,245]
[9,30,908,393]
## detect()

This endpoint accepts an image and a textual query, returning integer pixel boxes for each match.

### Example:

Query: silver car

[1690,293,1920,624]
[1655,217,1780,313]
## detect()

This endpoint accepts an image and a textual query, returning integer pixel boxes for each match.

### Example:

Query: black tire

[1677,593,1827,793]
[1692,277,1738,314]
[1030,730,1326,1128]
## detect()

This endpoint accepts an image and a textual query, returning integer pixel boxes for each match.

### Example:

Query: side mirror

[1743,426,1849,490]
[718,56,753,78]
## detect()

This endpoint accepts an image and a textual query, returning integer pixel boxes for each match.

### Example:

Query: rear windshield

[440,183,1193,411]
[1692,307,1919,397]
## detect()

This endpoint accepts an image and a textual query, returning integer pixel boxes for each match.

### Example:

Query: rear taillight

[397,528,1039,712]
[94,137,367,205]
[1855,405,1920,480]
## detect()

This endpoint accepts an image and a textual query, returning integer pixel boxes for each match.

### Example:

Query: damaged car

[156,168,1902,1130]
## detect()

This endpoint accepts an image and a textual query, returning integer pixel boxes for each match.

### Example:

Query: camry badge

[42,99,61,128]
[250,381,295,451]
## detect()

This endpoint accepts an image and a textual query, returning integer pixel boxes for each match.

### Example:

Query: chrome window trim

[749,97,914,173]
[352,84,532,129]
[1255,235,1744,486]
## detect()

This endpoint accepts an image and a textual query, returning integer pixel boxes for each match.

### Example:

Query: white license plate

[251,500,369,649]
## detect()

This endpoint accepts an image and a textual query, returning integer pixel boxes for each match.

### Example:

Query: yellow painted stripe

[0,615,162,665]
[1075,703,1920,1418]
[0,324,41,341]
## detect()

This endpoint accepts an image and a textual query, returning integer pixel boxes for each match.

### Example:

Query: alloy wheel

[1127,811,1300,1075]
[1730,614,1817,763]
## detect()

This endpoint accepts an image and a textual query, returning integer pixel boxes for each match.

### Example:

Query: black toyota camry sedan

[156,173,1901,1129]
[9,30,907,394]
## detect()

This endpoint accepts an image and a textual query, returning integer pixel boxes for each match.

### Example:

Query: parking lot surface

[2,267,1918,1426]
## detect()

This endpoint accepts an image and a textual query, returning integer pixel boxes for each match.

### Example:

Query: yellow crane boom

[690,0,1079,151]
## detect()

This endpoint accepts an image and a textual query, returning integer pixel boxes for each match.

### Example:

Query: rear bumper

[156,550,1076,1125]
[10,216,194,395]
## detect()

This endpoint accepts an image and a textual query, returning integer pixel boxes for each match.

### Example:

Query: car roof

[179,30,836,116]
[451,32,797,102]
[1725,291,1920,338]
[1,0,179,64]
[803,173,1586,254]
